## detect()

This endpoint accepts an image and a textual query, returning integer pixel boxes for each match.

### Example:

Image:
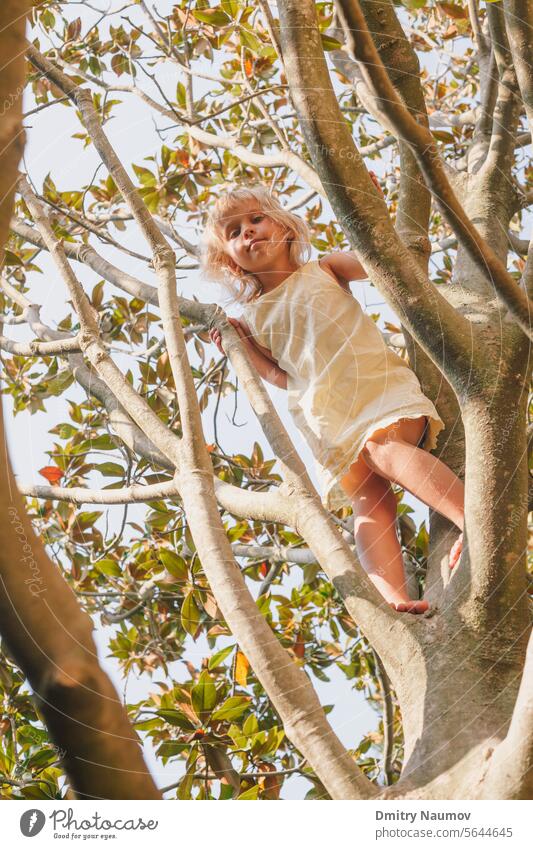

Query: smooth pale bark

[482,629,533,799]
[503,0,533,300]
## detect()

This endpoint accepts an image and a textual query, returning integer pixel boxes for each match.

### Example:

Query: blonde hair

[200,184,312,303]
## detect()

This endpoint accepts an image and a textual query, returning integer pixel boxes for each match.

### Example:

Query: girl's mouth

[249,239,266,251]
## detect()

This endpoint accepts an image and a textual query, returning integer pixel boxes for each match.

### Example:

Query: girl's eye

[228,215,262,238]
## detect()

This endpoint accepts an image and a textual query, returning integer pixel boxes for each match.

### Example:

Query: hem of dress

[321,410,445,512]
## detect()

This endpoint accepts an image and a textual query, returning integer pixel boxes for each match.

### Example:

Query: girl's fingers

[229,319,247,339]
[209,329,224,353]
[210,320,249,354]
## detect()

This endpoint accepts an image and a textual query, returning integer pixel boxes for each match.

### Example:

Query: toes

[391,600,430,614]
[449,532,463,570]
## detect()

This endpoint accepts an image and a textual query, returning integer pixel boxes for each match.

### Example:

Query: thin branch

[49,52,324,197]
[372,650,395,786]
[19,479,178,504]
[0,333,81,356]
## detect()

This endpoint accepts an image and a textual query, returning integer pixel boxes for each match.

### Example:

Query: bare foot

[389,599,429,615]
[449,532,463,570]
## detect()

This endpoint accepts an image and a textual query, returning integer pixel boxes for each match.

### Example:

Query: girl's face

[220,201,291,276]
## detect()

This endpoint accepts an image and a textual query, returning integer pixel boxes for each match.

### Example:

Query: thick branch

[503,2,533,299]
[333,0,533,342]
[482,628,533,799]
[359,0,431,262]
[480,3,522,183]
[503,0,533,136]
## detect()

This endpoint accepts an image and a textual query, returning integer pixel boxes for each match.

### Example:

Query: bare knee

[351,474,397,515]
[362,416,427,469]
[361,439,389,471]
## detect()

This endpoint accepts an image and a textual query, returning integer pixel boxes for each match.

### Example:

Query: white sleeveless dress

[241,259,444,510]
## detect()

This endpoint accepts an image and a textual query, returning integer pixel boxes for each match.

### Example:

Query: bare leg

[362,416,464,569]
[340,458,428,614]
[362,417,465,532]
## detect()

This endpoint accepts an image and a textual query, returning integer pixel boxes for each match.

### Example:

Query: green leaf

[176,82,187,108]
[95,558,122,577]
[159,549,188,581]
[132,164,157,187]
[156,709,197,731]
[236,784,260,800]
[181,591,201,637]
[88,433,116,450]
[320,34,342,51]
[211,696,250,722]
[94,462,125,477]
[177,772,193,799]
[193,10,231,26]
[191,671,218,721]
[208,644,235,670]
[221,0,239,17]
[240,28,262,53]
[157,740,189,760]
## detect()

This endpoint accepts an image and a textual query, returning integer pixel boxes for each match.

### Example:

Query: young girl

[202,184,464,614]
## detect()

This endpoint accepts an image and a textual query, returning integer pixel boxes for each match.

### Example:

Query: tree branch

[358,0,432,263]
[482,627,533,799]
[0,333,81,356]
[480,3,522,183]
[332,0,533,343]
[503,0,533,136]
[19,480,178,505]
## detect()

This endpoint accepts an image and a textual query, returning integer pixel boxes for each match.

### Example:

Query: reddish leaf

[438,2,469,19]
[293,633,305,659]
[38,466,64,484]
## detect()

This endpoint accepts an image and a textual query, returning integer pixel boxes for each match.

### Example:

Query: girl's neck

[255,253,301,294]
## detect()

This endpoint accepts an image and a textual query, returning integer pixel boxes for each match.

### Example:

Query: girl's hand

[369,170,385,198]
[209,318,249,354]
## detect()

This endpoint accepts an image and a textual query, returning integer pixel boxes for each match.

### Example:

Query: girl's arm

[319,252,368,289]
[210,318,288,390]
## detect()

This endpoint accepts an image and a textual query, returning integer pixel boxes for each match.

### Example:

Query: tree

[0,0,531,800]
